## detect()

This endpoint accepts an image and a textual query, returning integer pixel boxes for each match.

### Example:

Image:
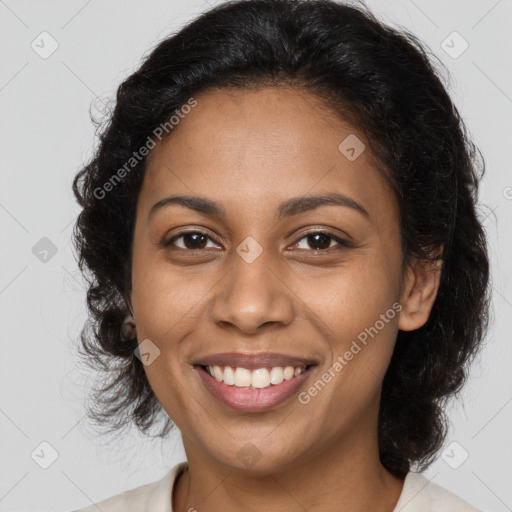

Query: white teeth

[283,366,295,380]
[223,365,236,385]
[251,368,270,388]
[213,365,223,382]
[294,366,305,377]
[205,364,308,388]
[234,367,252,387]
[269,367,284,385]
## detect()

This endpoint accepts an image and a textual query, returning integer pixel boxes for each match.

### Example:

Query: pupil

[185,233,207,249]
[309,233,330,250]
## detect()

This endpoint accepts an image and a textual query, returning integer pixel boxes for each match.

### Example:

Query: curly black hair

[72,0,491,478]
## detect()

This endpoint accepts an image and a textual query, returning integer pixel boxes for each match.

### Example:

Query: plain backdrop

[0,0,511,511]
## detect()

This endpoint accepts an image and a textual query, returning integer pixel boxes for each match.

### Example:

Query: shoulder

[69,462,187,512]
[393,471,482,512]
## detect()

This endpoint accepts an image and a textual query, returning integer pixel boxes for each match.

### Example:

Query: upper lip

[193,352,318,370]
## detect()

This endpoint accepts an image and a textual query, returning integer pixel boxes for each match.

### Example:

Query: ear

[398,250,443,332]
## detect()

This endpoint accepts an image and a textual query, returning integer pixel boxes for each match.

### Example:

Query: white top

[71,462,481,512]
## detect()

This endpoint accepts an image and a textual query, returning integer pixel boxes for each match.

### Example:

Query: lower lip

[194,365,315,412]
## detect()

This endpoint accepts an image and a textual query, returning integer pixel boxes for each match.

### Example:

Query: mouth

[193,362,317,412]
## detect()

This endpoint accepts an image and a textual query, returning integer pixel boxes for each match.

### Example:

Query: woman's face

[130,86,438,472]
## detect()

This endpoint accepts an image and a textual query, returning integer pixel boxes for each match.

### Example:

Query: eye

[291,231,352,251]
[163,229,352,252]
[164,230,221,250]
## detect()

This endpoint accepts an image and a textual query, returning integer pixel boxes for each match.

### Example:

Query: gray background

[0,0,511,511]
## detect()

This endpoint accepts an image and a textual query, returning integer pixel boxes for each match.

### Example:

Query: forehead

[140,86,397,222]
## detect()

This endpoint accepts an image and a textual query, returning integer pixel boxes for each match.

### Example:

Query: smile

[205,364,307,388]
[194,363,316,412]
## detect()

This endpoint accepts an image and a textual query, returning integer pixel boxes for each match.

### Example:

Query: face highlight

[128,86,438,473]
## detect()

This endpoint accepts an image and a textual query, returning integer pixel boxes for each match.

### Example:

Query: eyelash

[163,229,352,252]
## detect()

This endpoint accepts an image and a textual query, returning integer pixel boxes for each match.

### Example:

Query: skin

[128,86,442,512]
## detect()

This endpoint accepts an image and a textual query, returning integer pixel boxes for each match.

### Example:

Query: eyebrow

[148,192,369,221]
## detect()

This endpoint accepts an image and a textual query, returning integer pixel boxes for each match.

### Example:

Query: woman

[70,0,490,510]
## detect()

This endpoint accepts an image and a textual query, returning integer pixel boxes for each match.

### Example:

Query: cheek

[293,254,401,341]
[131,245,213,341]
[291,272,400,438]
[131,260,213,426]
[291,253,402,409]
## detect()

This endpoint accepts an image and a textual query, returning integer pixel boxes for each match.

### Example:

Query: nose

[210,248,295,334]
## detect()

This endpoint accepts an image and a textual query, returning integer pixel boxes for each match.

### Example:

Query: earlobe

[398,256,443,332]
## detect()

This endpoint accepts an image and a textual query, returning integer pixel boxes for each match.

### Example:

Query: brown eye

[306,233,331,250]
[165,231,219,250]
[293,231,351,251]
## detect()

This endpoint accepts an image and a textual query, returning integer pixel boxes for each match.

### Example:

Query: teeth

[223,365,235,385]
[294,366,305,377]
[251,368,270,388]
[205,364,308,388]
[283,366,294,380]
[213,365,223,382]
[234,367,252,387]
[269,367,284,385]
